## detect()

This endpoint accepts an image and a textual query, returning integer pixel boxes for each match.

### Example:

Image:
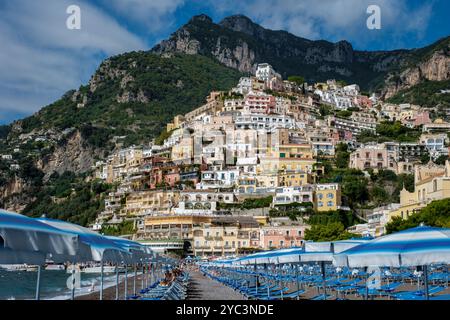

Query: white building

[198,169,240,190]
[273,186,314,206]
[255,63,281,83]
[232,77,253,95]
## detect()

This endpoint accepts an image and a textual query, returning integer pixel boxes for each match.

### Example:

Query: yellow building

[314,183,342,212]
[192,216,260,256]
[259,157,316,175]
[269,144,314,159]
[171,136,194,164]
[139,215,211,241]
[279,171,312,187]
[124,190,180,217]
[167,115,186,132]
[256,173,279,188]
[389,161,450,221]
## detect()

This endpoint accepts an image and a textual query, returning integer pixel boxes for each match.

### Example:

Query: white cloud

[103,0,185,33]
[209,0,434,48]
[0,0,147,120]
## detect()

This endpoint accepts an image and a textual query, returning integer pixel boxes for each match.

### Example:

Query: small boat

[66,264,123,274]
[45,264,66,271]
[0,264,37,272]
[82,266,118,274]
[26,266,38,272]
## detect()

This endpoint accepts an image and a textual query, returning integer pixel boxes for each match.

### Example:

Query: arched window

[194,203,204,210]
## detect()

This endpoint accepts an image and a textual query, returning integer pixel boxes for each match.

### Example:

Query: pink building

[349,144,398,171]
[244,93,276,114]
[402,111,431,127]
[259,225,308,250]
[356,95,373,109]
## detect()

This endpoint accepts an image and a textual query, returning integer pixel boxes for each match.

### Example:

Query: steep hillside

[152,14,449,93]
[2,53,242,175]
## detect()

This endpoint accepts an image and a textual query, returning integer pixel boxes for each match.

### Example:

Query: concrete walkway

[187,270,245,300]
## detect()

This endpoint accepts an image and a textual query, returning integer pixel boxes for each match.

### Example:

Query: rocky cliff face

[36,130,103,180]
[152,14,448,92]
[383,44,450,98]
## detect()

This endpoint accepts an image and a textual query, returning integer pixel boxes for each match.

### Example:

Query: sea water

[0,269,128,300]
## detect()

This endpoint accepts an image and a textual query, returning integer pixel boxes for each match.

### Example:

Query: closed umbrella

[0,210,78,300]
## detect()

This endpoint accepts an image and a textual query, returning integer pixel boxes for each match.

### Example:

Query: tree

[385,198,450,234]
[288,76,305,86]
[434,155,449,165]
[305,222,356,241]
[335,143,350,169]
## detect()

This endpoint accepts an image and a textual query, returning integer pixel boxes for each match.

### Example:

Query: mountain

[152,14,449,94]
[1,13,448,219]
[0,53,242,212]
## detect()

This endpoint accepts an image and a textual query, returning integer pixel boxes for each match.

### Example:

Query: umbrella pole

[296,265,300,300]
[133,264,137,296]
[100,258,104,301]
[71,261,76,300]
[423,265,429,300]
[124,264,128,300]
[35,265,42,301]
[141,264,144,290]
[115,263,119,300]
[364,267,369,301]
[447,265,449,288]
[254,263,258,296]
[321,261,326,300]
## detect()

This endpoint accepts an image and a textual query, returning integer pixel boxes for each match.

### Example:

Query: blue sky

[0,0,449,125]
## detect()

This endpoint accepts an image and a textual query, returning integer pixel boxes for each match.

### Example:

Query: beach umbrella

[36,218,131,300]
[0,210,78,258]
[105,236,155,300]
[333,226,450,300]
[1,210,79,300]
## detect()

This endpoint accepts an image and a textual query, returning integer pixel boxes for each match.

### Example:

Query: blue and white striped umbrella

[37,218,130,263]
[0,210,78,263]
[333,226,450,268]
[105,236,154,263]
[237,240,370,265]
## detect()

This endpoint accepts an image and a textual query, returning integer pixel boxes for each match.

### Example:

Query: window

[327,201,334,207]
[318,194,323,200]
[318,201,324,207]
[327,193,334,199]
[269,240,273,247]
[280,240,284,247]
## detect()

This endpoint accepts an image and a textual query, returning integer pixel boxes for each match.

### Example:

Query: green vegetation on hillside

[305,222,358,242]
[387,80,450,110]
[101,220,136,236]
[287,76,305,85]
[21,172,114,226]
[358,121,421,143]
[386,198,450,234]
[13,53,242,148]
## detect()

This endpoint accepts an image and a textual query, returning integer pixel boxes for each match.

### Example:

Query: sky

[0,0,449,125]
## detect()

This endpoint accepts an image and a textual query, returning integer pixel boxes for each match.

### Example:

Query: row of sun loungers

[129,273,190,300]
[201,265,449,300]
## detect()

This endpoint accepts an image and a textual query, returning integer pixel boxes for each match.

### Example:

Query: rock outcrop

[152,14,449,92]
